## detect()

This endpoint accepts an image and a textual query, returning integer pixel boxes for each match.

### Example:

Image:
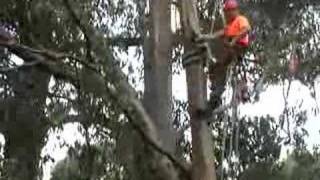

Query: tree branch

[0,61,41,73]
[62,114,87,125]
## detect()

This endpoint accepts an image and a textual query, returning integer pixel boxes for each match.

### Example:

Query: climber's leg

[208,48,234,109]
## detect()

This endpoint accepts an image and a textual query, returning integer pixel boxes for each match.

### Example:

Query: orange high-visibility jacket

[224,15,251,47]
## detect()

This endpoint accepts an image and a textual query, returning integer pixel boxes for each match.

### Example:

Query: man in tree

[198,0,251,104]
[199,0,251,58]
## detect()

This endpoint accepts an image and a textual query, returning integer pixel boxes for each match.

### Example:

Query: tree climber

[197,0,252,106]
[198,0,251,57]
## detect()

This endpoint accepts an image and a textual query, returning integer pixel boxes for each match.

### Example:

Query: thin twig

[220,112,228,180]
[1,41,100,75]
[282,79,292,142]
[0,61,40,73]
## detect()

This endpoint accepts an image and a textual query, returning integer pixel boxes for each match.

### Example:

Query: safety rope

[182,0,226,68]
[210,0,226,34]
[220,62,234,180]
[219,59,239,180]
[219,63,265,180]
[220,57,249,180]
[220,113,228,180]
[231,77,240,179]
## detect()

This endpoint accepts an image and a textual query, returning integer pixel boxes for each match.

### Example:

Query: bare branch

[0,61,41,73]
[62,114,87,125]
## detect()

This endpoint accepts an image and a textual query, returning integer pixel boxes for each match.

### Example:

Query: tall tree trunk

[144,0,175,153]
[4,123,46,180]
[181,1,217,180]
[3,67,50,180]
[129,0,178,180]
[185,52,216,180]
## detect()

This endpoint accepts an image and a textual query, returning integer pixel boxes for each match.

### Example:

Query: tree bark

[186,58,216,180]
[3,66,50,180]
[130,0,179,180]
[181,1,217,180]
[144,0,175,154]
[4,123,46,180]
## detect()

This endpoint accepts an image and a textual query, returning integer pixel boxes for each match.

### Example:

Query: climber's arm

[197,29,224,41]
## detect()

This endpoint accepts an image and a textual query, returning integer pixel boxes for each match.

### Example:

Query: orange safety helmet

[223,0,239,11]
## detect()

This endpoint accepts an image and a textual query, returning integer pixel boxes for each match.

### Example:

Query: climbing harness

[210,0,226,34]
[182,0,226,68]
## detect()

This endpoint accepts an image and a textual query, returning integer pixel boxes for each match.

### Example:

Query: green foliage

[240,148,320,180]
[51,142,129,180]
[280,149,320,180]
